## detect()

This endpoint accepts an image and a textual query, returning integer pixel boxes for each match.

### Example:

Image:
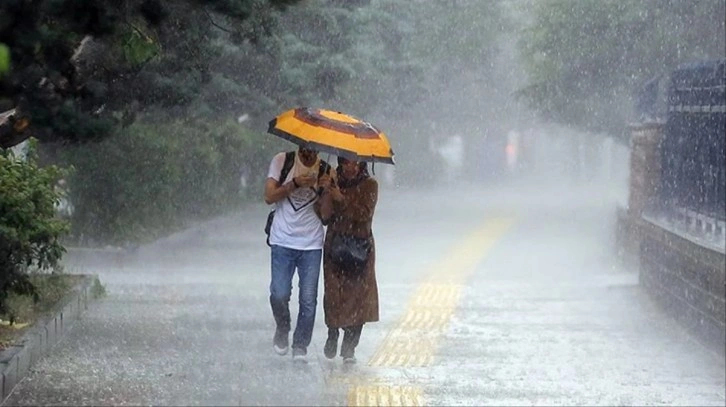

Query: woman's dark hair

[336,156,370,188]
[337,156,368,173]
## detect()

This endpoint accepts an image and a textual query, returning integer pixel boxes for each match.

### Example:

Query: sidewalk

[6,203,342,406]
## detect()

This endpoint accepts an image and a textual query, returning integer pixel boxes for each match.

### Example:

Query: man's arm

[263,173,318,204]
[264,177,297,205]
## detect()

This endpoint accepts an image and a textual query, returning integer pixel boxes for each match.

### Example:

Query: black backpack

[264,151,330,246]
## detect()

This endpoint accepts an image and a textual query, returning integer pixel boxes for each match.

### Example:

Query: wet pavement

[4,182,725,406]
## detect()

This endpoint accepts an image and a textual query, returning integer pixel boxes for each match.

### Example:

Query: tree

[517,0,726,139]
[0,140,68,317]
[2,0,511,246]
[0,0,301,148]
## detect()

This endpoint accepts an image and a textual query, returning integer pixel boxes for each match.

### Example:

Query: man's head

[297,146,318,167]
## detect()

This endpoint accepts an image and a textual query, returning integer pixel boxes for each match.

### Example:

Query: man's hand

[294,173,317,188]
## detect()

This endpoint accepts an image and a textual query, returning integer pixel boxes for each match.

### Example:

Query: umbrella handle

[318,152,332,195]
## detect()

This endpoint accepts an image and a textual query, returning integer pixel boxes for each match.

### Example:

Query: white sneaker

[343,356,357,364]
[292,348,308,363]
[273,330,289,356]
[274,343,289,356]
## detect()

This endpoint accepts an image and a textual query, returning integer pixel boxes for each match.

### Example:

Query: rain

[0,0,724,406]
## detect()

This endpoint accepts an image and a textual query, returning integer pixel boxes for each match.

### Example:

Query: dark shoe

[292,347,307,363]
[340,325,362,361]
[340,345,355,360]
[324,334,338,359]
[273,329,289,356]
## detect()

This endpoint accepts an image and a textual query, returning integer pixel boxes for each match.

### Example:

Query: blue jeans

[269,245,322,350]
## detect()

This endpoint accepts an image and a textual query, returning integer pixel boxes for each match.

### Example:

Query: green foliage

[0,0,303,146]
[192,0,434,130]
[0,43,9,77]
[90,276,106,299]
[338,0,504,183]
[122,27,160,65]
[269,0,507,120]
[28,273,74,312]
[518,0,726,137]
[2,273,80,324]
[387,0,506,126]
[5,0,512,245]
[406,1,505,72]
[3,293,33,323]
[0,140,70,315]
[62,118,264,245]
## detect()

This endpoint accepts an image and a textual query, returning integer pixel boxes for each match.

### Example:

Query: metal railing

[645,206,726,254]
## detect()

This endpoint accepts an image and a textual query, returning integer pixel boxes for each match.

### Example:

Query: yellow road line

[409,283,463,307]
[348,385,424,407]
[368,332,438,367]
[345,217,516,406]
[424,217,516,283]
[369,217,515,368]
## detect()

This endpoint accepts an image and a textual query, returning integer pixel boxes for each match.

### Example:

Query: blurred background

[0,0,723,247]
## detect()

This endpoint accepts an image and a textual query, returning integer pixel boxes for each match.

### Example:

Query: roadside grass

[0,273,106,351]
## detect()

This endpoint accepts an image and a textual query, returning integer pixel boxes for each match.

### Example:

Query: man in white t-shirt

[263,146,331,363]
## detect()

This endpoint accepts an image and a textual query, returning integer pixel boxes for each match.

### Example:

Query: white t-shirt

[267,152,325,250]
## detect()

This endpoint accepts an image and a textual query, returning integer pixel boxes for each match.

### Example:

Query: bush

[90,277,106,299]
[62,117,277,245]
[0,140,69,317]
[1,273,81,327]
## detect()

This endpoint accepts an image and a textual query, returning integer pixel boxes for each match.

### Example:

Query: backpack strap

[268,151,295,247]
[278,151,296,186]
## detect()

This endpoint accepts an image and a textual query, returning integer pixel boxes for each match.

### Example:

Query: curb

[0,274,100,403]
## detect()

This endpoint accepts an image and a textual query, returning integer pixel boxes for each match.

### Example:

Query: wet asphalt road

[4,182,725,406]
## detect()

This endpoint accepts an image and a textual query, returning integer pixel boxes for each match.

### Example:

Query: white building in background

[505,130,520,173]
[438,134,464,182]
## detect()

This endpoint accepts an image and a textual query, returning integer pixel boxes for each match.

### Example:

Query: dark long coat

[322,177,380,328]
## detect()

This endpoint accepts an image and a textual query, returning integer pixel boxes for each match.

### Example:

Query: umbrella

[268,107,395,164]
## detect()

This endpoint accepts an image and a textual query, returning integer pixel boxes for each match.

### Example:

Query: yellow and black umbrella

[268,107,395,164]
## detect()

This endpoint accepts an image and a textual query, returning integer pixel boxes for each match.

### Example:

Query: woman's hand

[318,174,332,190]
[329,183,344,202]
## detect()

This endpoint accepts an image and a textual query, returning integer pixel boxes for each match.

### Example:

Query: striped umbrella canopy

[267,107,395,164]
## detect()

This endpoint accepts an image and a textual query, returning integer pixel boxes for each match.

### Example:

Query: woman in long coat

[319,156,379,363]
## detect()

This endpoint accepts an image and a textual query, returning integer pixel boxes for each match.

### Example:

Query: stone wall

[615,122,663,266]
[639,218,725,356]
[617,121,726,356]
[626,123,663,218]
